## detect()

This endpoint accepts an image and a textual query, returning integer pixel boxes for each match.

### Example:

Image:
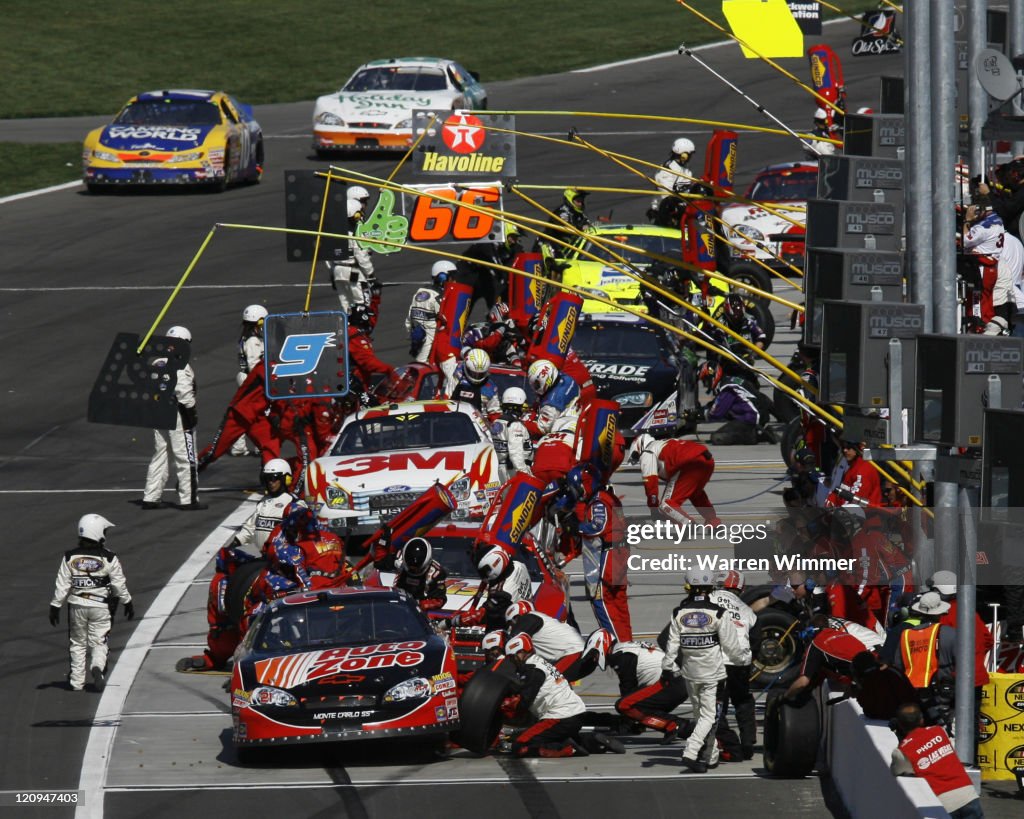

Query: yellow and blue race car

[82,89,263,192]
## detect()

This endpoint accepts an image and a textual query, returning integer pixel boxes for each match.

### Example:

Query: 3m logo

[272,333,337,378]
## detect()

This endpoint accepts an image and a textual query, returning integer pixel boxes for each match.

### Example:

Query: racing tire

[749,608,801,689]
[727,261,773,301]
[225,559,268,628]
[750,300,775,348]
[740,585,774,608]
[779,416,802,468]
[451,667,513,755]
[763,693,820,777]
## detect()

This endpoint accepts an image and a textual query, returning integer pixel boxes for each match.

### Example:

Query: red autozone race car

[720,161,817,272]
[231,587,458,759]
[305,400,501,536]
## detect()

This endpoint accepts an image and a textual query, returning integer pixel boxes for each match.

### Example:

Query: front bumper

[84,166,224,185]
[313,128,412,151]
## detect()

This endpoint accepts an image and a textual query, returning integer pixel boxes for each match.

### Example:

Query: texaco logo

[442,113,485,154]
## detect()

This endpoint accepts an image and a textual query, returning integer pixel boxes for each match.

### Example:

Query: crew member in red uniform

[198,360,282,471]
[890,703,984,818]
[262,502,354,591]
[628,433,720,526]
[827,440,882,507]
[561,349,597,407]
[348,305,396,393]
[530,414,579,484]
[783,615,877,698]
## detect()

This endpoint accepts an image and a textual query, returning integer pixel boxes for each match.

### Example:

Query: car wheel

[763,692,819,777]
[225,559,268,627]
[451,667,513,755]
[749,608,801,688]
[252,140,264,184]
[749,300,775,348]
[727,261,773,301]
[85,183,103,195]
[779,416,803,468]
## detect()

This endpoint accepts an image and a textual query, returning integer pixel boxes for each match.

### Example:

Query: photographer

[890,703,984,818]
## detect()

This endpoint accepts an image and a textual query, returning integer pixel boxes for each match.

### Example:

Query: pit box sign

[411,110,516,178]
[401,181,505,245]
[264,312,349,400]
[787,2,821,35]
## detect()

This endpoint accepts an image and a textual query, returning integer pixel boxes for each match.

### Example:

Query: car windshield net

[114,100,221,126]
[256,597,431,651]
[582,234,678,265]
[344,67,448,93]
[748,172,817,202]
[332,411,478,455]
[572,323,662,359]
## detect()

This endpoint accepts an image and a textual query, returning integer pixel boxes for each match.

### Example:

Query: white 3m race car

[312,57,487,155]
[305,401,501,535]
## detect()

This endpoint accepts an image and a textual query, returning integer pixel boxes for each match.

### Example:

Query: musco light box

[805,199,902,251]
[916,335,1024,448]
[843,113,905,159]
[803,248,903,347]
[817,154,905,210]
[820,300,923,409]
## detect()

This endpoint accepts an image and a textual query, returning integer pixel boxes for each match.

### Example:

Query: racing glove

[660,669,676,685]
[179,405,198,431]
[124,601,135,621]
[419,598,445,611]
[49,605,60,627]
[452,608,485,628]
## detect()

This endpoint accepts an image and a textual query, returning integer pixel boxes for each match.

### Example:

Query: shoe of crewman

[177,502,208,511]
[140,501,163,510]
[680,755,707,774]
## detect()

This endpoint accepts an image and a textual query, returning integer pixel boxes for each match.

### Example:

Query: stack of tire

[762,692,820,778]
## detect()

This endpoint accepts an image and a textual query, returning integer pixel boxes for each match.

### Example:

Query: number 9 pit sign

[264,311,349,400]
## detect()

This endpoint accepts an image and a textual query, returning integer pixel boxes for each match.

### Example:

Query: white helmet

[347,185,370,203]
[505,633,534,656]
[243,304,268,323]
[262,458,292,478]
[347,199,364,219]
[464,348,491,384]
[528,359,559,395]
[431,259,457,285]
[672,137,695,157]
[478,547,510,582]
[78,514,114,544]
[501,386,527,408]
[166,326,191,342]
[814,107,828,120]
[685,568,717,589]
[481,630,506,652]
[627,433,654,465]
[505,600,534,622]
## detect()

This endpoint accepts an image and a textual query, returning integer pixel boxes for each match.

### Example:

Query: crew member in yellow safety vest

[890,592,957,728]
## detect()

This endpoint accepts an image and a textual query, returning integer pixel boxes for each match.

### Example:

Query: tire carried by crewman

[749,607,801,689]
[225,559,267,627]
[452,666,514,755]
[763,692,820,777]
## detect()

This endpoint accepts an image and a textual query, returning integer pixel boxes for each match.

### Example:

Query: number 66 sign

[403,181,504,244]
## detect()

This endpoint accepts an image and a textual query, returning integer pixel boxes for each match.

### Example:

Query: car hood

[721,201,806,231]
[310,444,495,494]
[242,637,450,693]
[316,91,457,124]
[94,123,215,151]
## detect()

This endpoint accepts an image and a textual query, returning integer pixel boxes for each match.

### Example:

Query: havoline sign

[412,110,516,177]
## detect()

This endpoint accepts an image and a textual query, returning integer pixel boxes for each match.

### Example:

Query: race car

[230,586,458,760]
[719,161,817,272]
[372,363,534,404]
[312,57,487,155]
[572,314,682,430]
[82,89,263,192]
[560,224,683,314]
[305,400,501,536]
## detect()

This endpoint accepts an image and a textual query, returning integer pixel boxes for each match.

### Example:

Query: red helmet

[698,361,724,392]
[720,570,745,592]
[488,302,511,323]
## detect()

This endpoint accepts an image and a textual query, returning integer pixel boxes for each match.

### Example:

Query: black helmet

[401,537,432,576]
[349,305,373,331]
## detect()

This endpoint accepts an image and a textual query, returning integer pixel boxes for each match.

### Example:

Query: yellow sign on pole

[721,0,804,58]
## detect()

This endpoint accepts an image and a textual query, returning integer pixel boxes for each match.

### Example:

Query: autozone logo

[331,450,466,477]
[854,165,903,188]
[868,309,922,337]
[845,209,895,233]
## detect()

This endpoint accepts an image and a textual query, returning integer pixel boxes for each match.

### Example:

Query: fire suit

[510,611,592,680]
[578,487,632,641]
[394,560,449,611]
[231,331,264,455]
[445,368,500,419]
[651,158,694,213]
[190,546,257,670]
[199,362,281,471]
[144,359,200,506]
[827,454,882,507]
[611,640,688,737]
[491,413,532,477]
[462,320,523,367]
[709,588,757,754]
[561,350,597,407]
[50,543,132,690]
[263,527,352,591]
[330,244,375,314]
[707,381,761,446]
[465,559,534,632]
[348,326,396,391]
[511,654,589,757]
[964,211,1021,324]
[406,284,442,363]
[662,593,746,768]
[640,438,720,526]
[235,490,296,552]
[534,374,581,435]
